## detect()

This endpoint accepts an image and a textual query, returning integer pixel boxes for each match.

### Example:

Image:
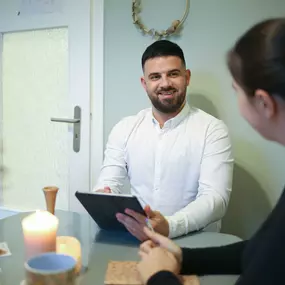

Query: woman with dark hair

[137,18,285,285]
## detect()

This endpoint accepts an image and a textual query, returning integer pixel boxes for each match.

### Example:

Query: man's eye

[169,72,179,77]
[150,75,160,80]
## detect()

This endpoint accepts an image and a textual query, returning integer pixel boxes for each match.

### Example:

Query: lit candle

[22,210,59,260]
[56,236,82,274]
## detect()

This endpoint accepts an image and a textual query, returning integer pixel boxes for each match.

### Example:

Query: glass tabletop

[0,210,240,285]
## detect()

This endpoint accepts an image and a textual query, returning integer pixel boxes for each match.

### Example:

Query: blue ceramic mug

[25,252,77,285]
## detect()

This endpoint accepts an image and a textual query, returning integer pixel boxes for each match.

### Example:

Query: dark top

[147,188,285,285]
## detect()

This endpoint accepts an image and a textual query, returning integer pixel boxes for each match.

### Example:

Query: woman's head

[227,18,285,143]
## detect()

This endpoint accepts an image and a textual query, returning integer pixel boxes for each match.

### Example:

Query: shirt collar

[151,102,190,129]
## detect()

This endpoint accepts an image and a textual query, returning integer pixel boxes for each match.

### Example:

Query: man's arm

[166,120,234,238]
[93,119,129,194]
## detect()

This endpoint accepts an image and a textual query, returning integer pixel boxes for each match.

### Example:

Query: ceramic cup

[24,252,77,285]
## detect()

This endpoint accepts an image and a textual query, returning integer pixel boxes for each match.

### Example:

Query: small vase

[42,186,59,215]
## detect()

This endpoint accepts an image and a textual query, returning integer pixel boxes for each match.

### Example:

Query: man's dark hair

[141,40,186,70]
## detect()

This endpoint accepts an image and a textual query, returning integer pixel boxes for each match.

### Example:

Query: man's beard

[148,88,186,114]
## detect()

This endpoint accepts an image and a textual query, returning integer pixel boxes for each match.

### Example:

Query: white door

[0,0,91,213]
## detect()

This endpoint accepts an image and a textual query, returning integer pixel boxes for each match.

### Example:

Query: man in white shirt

[94,40,234,240]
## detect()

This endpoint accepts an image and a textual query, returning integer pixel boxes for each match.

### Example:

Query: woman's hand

[137,227,183,284]
[137,247,180,284]
[140,227,182,264]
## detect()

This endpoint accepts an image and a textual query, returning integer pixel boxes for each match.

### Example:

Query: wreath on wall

[132,0,190,40]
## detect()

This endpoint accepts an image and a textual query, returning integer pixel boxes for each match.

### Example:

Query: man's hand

[116,205,169,241]
[137,246,180,284]
[95,186,111,193]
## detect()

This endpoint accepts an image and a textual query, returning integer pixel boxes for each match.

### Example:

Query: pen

[146,217,154,232]
[138,195,154,232]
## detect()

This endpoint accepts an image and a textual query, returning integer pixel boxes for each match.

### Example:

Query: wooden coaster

[104,261,199,285]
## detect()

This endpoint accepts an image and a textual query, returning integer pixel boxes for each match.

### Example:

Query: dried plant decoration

[132,0,190,39]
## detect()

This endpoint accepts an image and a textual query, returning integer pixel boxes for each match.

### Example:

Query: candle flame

[22,210,59,231]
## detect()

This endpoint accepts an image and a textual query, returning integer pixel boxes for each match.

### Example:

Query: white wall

[103,0,285,239]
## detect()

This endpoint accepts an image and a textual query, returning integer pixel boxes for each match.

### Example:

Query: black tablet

[75,191,146,231]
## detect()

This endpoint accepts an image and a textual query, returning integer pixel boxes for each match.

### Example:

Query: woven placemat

[105,261,199,285]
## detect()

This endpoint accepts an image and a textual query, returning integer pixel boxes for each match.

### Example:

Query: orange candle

[22,210,59,260]
[56,236,82,274]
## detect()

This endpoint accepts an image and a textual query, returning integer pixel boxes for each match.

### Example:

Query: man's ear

[141,76,147,91]
[254,89,277,119]
[185,69,191,86]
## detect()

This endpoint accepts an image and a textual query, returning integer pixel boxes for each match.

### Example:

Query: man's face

[141,56,191,114]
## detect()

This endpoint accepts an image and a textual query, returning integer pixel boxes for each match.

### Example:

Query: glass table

[0,210,241,285]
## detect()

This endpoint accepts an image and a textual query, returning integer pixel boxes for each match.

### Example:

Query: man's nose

[160,75,172,88]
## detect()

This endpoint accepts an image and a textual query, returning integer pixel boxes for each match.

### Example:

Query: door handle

[51,106,81,153]
[51,118,80,123]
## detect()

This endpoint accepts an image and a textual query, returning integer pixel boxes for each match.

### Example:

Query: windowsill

[0,207,20,219]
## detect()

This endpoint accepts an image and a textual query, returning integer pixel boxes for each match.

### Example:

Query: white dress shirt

[94,103,234,238]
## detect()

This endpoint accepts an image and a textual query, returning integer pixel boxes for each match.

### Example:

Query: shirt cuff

[165,215,187,239]
[92,184,121,194]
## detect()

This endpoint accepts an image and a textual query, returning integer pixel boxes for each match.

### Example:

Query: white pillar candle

[22,210,59,260]
[56,236,82,274]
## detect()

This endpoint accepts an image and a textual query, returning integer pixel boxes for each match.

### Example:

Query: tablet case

[75,191,145,231]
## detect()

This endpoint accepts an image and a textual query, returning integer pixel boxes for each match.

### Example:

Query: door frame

[0,0,105,212]
[91,0,104,193]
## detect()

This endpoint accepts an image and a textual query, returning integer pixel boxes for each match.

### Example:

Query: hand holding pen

[117,204,170,241]
[143,205,169,236]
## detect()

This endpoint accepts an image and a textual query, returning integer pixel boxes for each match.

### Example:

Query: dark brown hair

[227,18,285,99]
[141,40,186,70]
